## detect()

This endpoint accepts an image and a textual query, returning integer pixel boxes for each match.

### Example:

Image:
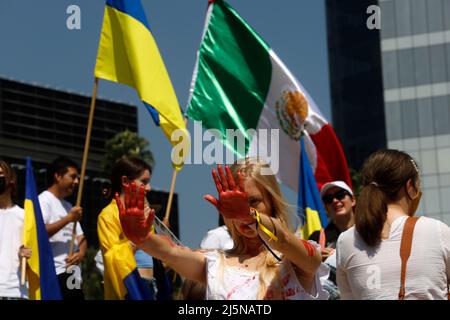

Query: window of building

[385,101,403,140]
[398,49,415,87]
[424,187,441,214]
[429,45,448,83]
[417,97,435,136]
[401,99,419,138]
[444,0,450,30]
[433,96,450,135]
[413,47,431,85]
[427,0,445,32]
[411,0,428,35]
[420,149,439,174]
[380,0,397,39]
[437,147,450,173]
[395,0,413,37]
[382,51,400,89]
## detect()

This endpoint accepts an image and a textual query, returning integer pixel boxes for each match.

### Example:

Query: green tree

[101,130,155,176]
[349,167,362,197]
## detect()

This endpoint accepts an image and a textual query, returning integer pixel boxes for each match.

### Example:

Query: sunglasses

[322,189,350,205]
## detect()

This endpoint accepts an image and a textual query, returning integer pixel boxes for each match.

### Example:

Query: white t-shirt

[204,249,329,300]
[38,190,83,275]
[200,226,234,251]
[336,216,450,300]
[0,205,28,298]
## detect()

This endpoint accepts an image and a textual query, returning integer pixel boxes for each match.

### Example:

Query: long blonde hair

[222,158,294,299]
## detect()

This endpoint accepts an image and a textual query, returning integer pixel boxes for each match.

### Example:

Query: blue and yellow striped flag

[94,0,188,168]
[98,200,153,300]
[23,158,62,300]
[297,136,328,243]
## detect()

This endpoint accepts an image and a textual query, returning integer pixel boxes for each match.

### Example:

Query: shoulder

[11,205,25,221]
[210,226,230,238]
[12,205,24,214]
[98,201,119,221]
[336,226,357,251]
[419,216,450,238]
[38,190,51,203]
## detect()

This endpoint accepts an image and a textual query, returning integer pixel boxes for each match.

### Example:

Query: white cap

[320,181,353,197]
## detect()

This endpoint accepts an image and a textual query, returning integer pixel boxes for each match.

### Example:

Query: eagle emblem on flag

[275,90,309,141]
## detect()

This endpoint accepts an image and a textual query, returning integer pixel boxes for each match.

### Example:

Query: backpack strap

[398,216,420,300]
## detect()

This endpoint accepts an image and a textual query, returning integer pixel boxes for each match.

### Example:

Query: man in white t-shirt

[39,156,86,300]
[0,160,31,300]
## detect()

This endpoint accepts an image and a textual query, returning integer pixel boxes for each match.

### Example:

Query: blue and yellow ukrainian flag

[22,158,62,300]
[97,200,153,300]
[297,136,328,243]
[94,0,189,168]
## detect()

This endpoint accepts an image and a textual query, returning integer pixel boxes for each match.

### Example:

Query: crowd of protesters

[1,149,449,300]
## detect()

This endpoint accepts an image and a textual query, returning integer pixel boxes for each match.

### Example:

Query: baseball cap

[320,181,353,198]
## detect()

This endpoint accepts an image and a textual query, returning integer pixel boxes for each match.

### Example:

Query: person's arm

[139,233,206,283]
[45,206,82,237]
[251,213,321,276]
[115,186,207,284]
[65,234,87,267]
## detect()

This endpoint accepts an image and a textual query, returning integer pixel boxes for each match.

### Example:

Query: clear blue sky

[0,0,330,247]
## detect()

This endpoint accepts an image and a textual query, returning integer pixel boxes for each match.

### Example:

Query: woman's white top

[336,216,450,300]
[205,248,329,300]
[0,205,28,298]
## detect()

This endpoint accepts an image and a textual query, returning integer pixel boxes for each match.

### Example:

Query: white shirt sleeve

[76,221,84,237]
[336,235,354,300]
[38,194,51,224]
[200,231,219,250]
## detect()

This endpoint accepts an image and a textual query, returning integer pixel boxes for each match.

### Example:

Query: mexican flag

[186,0,352,192]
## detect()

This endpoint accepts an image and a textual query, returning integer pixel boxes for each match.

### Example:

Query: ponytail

[355,150,419,247]
[355,183,387,246]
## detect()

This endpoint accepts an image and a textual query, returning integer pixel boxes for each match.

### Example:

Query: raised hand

[204,164,252,223]
[115,182,155,245]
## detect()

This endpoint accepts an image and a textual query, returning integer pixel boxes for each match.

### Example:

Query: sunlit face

[323,186,355,220]
[129,169,152,194]
[233,178,272,239]
[56,166,79,197]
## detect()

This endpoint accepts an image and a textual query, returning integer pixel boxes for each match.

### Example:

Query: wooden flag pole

[69,77,99,256]
[20,256,26,286]
[163,117,188,225]
[163,169,178,224]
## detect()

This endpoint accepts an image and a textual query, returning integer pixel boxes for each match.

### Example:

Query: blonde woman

[116,160,328,300]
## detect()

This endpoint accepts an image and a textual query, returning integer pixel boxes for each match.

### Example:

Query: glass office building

[326,0,450,224]
[380,0,450,224]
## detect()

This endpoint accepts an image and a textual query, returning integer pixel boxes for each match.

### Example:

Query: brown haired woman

[97,157,155,300]
[336,150,450,299]
[116,159,329,300]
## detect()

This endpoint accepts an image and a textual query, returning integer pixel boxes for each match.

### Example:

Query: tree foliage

[101,130,155,176]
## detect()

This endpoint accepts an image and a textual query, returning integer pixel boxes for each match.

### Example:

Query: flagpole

[162,117,188,226]
[20,257,26,286]
[69,77,99,256]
